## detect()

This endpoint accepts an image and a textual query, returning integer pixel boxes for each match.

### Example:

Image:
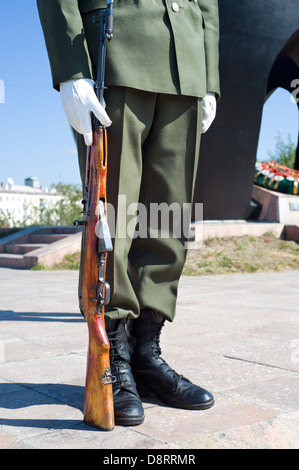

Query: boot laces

[150,322,182,381]
[108,332,132,389]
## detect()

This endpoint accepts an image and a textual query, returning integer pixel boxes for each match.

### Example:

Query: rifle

[74,0,115,431]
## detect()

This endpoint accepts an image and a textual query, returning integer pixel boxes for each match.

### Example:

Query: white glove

[202,92,217,134]
[60,78,112,146]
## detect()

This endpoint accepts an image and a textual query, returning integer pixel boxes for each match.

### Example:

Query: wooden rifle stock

[81,127,114,430]
[74,1,115,430]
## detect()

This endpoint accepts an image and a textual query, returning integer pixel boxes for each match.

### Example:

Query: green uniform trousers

[76,86,203,322]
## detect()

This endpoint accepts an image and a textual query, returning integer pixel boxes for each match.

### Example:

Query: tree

[49,182,82,226]
[0,209,14,228]
[266,131,296,168]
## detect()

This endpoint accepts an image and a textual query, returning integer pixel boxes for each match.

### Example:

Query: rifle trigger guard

[102,367,116,385]
[97,280,111,306]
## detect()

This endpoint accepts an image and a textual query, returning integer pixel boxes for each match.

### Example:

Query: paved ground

[0,267,298,449]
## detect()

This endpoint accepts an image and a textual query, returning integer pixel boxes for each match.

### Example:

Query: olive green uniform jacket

[37,0,220,100]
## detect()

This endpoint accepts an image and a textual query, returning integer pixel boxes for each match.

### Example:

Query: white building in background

[0,177,61,226]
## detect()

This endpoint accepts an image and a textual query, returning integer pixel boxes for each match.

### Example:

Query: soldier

[37,0,220,426]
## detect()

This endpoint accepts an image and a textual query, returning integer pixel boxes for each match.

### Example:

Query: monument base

[252,185,299,225]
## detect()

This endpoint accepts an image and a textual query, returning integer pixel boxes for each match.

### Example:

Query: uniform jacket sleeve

[37,0,93,90]
[198,0,220,100]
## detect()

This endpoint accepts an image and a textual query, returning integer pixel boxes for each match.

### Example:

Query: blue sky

[0,1,298,189]
[0,1,80,189]
[257,88,298,162]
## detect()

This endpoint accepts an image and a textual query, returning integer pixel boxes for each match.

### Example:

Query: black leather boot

[127,309,215,410]
[105,318,144,425]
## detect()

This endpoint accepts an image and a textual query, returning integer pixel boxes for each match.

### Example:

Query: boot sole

[115,415,145,426]
[163,398,215,410]
[137,382,215,410]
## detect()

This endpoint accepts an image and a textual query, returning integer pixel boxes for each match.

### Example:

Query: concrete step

[5,244,46,255]
[0,253,26,268]
[0,226,82,269]
[36,226,80,235]
[29,234,69,244]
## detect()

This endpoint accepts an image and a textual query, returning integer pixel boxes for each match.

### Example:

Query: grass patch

[51,252,81,270]
[183,232,299,276]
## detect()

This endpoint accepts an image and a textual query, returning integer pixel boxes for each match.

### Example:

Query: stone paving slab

[0,268,298,450]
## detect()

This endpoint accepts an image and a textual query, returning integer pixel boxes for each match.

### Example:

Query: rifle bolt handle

[73,220,86,227]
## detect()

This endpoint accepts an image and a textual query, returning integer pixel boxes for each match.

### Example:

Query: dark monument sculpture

[194,0,299,220]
